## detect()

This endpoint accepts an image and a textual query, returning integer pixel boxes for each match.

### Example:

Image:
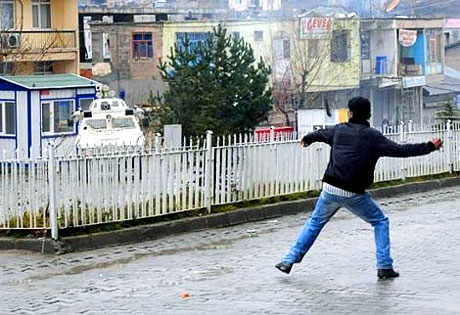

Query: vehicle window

[112,117,135,129]
[86,119,107,129]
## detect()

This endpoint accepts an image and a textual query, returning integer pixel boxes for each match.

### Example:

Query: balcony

[398,64,425,77]
[0,30,77,54]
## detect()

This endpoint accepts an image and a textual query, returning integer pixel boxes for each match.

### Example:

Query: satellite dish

[386,0,400,13]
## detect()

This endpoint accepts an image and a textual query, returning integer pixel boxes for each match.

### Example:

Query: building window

[283,39,290,59]
[0,62,15,75]
[176,32,210,52]
[0,101,15,135]
[429,38,437,62]
[331,30,349,62]
[360,31,371,60]
[254,31,263,41]
[32,0,51,29]
[34,61,53,75]
[41,100,75,134]
[0,0,14,29]
[232,31,240,41]
[103,33,111,60]
[133,33,153,60]
[308,39,322,58]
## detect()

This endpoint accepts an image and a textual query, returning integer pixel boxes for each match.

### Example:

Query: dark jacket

[302,119,436,194]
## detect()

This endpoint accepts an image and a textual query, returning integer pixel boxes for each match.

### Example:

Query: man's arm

[376,134,443,157]
[300,127,335,147]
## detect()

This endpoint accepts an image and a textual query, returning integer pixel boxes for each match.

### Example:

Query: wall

[229,0,281,11]
[91,23,165,105]
[291,18,361,93]
[445,45,460,71]
[367,28,398,76]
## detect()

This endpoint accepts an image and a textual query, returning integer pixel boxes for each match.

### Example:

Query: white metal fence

[1,121,460,238]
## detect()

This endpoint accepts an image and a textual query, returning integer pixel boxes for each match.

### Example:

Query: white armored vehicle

[74,97,145,149]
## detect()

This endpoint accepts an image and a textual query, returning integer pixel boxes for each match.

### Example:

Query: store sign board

[399,29,418,47]
[300,17,333,39]
[402,76,426,88]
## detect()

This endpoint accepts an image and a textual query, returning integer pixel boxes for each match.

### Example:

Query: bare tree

[1,4,65,76]
[271,17,355,127]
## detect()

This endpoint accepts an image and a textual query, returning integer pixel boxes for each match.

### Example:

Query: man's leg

[281,191,341,266]
[344,193,394,270]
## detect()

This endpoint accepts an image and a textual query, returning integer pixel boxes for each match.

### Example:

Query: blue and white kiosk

[0,74,98,158]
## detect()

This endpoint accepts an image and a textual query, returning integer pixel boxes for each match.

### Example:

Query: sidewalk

[0,187,459,314]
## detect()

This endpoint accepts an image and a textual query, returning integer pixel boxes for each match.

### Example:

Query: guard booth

[0,74,98,158]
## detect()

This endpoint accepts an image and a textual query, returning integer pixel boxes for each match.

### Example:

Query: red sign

[300,17,333,39]
[399,29,418,47]
[40,90,50,96]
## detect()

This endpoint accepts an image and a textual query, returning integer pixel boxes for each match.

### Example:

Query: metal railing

[1,121,459,239]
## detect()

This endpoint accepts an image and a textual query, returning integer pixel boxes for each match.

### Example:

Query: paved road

[1,187,459,315]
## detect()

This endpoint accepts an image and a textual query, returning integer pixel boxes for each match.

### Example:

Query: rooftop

[0,74,98,89]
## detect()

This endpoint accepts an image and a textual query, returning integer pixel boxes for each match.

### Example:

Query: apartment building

[0,0,79,76]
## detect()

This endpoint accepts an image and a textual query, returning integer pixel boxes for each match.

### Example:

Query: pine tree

[156,24,272,136]
[437,101,460,122]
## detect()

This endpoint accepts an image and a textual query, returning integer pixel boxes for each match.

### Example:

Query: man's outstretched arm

[376,134,443,157]
[300,127,336,147]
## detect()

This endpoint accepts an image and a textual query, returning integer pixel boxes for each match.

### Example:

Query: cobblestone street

[0,187,459,315]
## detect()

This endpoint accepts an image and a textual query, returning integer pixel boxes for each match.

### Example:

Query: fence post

[447,119,453,173]
[205,130,214,213]
[400,121,406,181]
[154,133,162,152]
[269,126,275,143]
[47,142,58,240]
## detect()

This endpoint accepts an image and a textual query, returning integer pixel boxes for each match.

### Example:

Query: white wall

[0,139,16,159]
[16,91,28,159]
[40,89,76,100]
[31,91,41,158]
[370,29,398,76]
[0,91,14,99]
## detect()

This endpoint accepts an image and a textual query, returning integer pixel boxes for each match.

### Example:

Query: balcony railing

[0,30,76,52]
[398,64,425,77]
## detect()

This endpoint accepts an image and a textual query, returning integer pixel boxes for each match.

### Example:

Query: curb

[2,176,460,254]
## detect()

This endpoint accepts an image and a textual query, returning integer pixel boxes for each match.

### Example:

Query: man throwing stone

[276,97,443,279]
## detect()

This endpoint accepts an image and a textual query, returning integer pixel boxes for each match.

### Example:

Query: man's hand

[300,138,308,147]
[430,138,443,150]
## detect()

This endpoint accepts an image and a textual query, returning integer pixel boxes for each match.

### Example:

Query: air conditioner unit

[6,34,20,48]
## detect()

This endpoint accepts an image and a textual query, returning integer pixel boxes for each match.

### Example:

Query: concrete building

[89,22,166,106]
[0,0,80,76]
[229,0,281,11]
[359,18,445,128]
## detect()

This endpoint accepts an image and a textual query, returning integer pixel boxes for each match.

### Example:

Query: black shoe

[275,262,293,274]
[378,269,399,279]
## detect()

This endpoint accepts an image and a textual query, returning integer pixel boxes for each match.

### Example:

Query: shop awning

[423,76,460,96]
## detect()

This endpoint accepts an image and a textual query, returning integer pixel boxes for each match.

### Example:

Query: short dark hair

[348,97,371,120]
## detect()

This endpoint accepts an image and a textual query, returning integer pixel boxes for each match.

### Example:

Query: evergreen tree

[437,101,460,122]
[156,24,272,136]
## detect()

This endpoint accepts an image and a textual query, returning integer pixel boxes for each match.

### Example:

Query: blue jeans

[282,191,394,269]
